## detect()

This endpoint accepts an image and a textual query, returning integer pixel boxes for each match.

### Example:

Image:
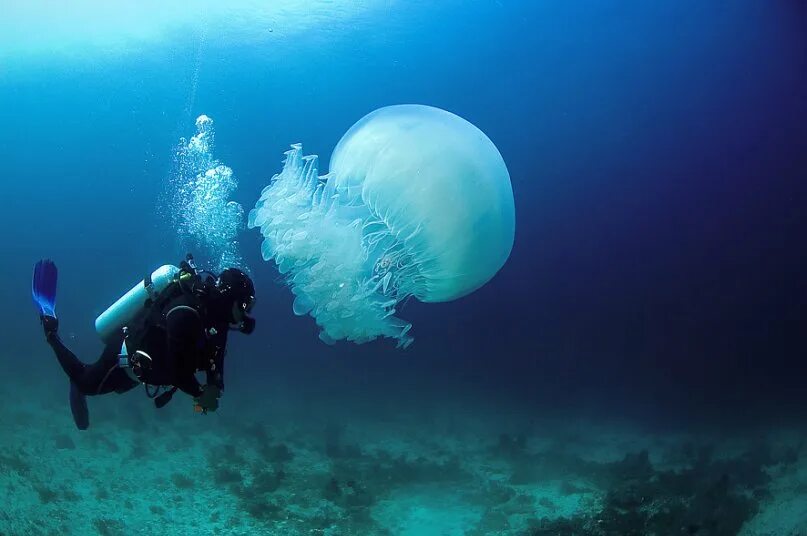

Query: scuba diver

[31,254,255,430]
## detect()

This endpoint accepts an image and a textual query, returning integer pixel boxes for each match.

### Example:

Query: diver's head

[215,268,256,334]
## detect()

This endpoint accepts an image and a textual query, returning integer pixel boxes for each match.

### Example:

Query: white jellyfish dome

[248,105,515,347]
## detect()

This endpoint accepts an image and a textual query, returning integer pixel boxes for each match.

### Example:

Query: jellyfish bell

[248,104,515,348]
[330,105,515,302]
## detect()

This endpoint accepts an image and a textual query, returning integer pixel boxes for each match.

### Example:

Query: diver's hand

[193,384,221,414]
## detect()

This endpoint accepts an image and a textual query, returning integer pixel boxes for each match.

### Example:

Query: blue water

[1,1,805,534]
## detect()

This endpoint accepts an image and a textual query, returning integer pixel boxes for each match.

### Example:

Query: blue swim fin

[69,381,89,430]
[32,259,58,318]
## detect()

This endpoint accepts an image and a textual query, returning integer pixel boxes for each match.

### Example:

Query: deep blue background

[1,0,805,427]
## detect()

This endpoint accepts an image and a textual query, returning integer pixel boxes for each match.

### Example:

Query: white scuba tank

[95,265,180,345]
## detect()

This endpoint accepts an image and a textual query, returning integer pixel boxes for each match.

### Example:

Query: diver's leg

[57,342,137,431]
[46,333,89,383]
[84,343,139,395]
[48,336,136,395]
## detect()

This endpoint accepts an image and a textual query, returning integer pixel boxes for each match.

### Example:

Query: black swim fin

[32,259,58,318]
[69,381,89,430]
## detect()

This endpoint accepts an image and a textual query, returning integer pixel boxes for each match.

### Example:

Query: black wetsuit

[48,292,229,400]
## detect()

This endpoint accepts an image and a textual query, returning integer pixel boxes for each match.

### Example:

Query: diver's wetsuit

[47,293,229,398]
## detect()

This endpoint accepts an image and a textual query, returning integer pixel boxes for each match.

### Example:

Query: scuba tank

[94,255,207,408]
[95,264,182,345]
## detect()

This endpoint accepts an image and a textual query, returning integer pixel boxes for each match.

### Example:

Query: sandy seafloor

[1,377,805,536]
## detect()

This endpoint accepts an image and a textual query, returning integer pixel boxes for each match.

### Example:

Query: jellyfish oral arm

[249,105,514,348]
[249,145,415,348]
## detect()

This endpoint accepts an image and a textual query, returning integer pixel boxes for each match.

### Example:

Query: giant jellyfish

[248,105,515,347]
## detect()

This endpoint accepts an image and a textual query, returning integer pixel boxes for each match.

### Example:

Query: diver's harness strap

[94,327,156,396]
[117,330,148,382]
[117,327,176,402]
[143,272,154,300]
[116,254,210,408]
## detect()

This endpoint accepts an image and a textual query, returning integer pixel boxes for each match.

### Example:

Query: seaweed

[207,443,246,467]
[212,465,242,485]
[243,421,270,444]
[251,468,286,494]
[53,433,75,450]
[324,476,342,502]
[35,484,59,504]
[470,509,512,534]
[241,496,285,522]
[527,443,780,536]
[0,450,31,476]
[171,472,195,489]
[93,518,125,536]
[259,442,294,464]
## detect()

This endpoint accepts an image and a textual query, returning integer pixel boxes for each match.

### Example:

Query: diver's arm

[195,345,225,413]
[205,341,226,391]
[165,303,205,398]
[175,374,204,398]
[206,367,224,391]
